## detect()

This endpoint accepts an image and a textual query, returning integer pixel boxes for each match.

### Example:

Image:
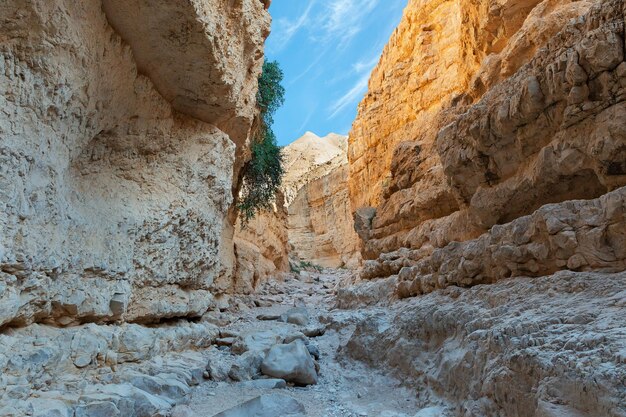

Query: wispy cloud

[327,48,380,118]
[352,54,380,74]
[328,72,370,118]
[318,0,381,48]
[268,2,316,53]
[289,52,325,85]
[297,106,317,132]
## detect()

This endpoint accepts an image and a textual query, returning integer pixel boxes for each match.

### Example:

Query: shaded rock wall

[233,192,290,294]
[0,0,270,327]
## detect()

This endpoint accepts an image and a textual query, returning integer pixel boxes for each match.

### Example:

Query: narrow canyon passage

[2,0,626,416]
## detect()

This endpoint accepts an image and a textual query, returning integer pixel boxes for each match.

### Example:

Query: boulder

[74,402,120,417]
[228,351,264,382]
[261,340,318,386]
[282,331,307,344]
[231,331,282,355]
[306,344,320,360]
[256,314,281,321]
[213,394,305,417]
[216,338,235,347]
[303,326,326,338]
[280,308,309,326]
[207,359,231,382]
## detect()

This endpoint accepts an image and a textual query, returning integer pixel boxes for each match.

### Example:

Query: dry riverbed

[176,269,423,417]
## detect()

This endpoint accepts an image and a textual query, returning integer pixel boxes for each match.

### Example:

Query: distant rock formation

[283,132,362,268]
[232,132,362,286]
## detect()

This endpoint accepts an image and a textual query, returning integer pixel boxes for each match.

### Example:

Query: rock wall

[338,1,626,415]
[0,0,270,414]
[232,192,290,295]
[0,0,269,328]
[349,0,603,259]
[339,270,626,416]
[283,133,361,268]
[349,0,626,283]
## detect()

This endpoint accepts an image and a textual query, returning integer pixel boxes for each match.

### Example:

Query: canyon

[1,0,625,416]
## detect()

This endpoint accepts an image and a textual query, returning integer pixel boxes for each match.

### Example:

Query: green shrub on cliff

[238,61,285,223]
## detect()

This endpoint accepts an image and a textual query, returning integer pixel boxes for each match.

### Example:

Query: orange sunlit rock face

[348,0,601,261]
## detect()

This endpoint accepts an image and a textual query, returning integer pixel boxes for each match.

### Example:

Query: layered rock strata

[0,0,269,327]
[340,271,626,416]
[1,0,269,414]
[338,1,626,415]
[349,0,621,258]
[0,320,218,416]
[350,0,626,284]
[356,187,626,297]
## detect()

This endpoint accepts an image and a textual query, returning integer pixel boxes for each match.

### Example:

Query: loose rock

[231,331,283,355]
[280,308,309,326]
[213,394,306,417]
[228,351,264,382]
[261,340,318,386]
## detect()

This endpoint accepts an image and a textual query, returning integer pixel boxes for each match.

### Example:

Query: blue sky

[265,0,406,146]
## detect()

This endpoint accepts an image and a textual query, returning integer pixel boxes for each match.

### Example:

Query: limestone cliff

[0,0,269,325]
[349,0,626,288]
[283,133,361,268]
[337,1,626,415]
[0,0,271,414]
[350,0,596,256]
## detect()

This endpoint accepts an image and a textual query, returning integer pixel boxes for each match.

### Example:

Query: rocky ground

[177,269,423,417]
[186,268,626,417]
[2,267,624,416]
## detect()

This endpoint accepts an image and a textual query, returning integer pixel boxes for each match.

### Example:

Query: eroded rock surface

[0,0,269,328]
[337,3,626,414]
[283,133,361,268]
[0,0,270,414]
[0,320,218,416]
[340,271,626,417]
[350,0,626,284]
[232,192,290,295]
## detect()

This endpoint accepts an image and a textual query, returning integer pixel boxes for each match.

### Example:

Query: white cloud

[327,48,380,118]
[319,0,381,48]
[328,72,370,118]
[268,2,316,53]
[352,54,380,74]
[289,52,325,85]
